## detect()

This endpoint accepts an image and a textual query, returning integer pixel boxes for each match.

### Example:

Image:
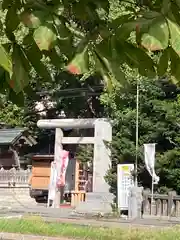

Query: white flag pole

[135,81,139,187]
[151,175,154,215]
[144,143,159,215]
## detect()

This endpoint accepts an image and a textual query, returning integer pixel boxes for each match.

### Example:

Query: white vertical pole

[135,82,139,187]
[151,177,154,215]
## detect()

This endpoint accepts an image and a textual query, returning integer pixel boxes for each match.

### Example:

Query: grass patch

[0,217,180,239]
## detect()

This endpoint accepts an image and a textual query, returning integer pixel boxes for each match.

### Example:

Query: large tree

[0,0,180,96]
[102,73,180,196]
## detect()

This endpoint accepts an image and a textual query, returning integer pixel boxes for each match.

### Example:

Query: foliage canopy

[102,74,180,195]
[1,0,180,98]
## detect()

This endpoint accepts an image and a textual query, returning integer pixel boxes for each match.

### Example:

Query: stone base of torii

[37,118,114,214]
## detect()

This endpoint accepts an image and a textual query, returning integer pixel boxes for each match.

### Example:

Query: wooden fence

[142,190,180,218]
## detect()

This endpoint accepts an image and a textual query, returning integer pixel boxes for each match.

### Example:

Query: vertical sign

[47,161,57,207]
[117,164,134,210]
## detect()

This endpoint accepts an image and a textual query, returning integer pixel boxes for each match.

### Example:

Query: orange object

[29,155,53,200]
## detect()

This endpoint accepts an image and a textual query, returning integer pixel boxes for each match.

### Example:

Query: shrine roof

[0,128,37,146]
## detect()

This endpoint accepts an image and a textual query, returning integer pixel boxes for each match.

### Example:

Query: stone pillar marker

[37,118,113,213]
[128,186,143,219]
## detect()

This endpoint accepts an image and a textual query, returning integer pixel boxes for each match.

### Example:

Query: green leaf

[108,62,126,86]
[5,6,20,32]
[171,75,179,85]
[171,2,180,25]
[33,25,57,50]
[95,0,110,13]
[53,4,64,16]
[161,0,171,15]
[8,89,24,107]
[143,11,161,19]
[141,17,169,51]
[24,0,48,11]
[57,38,74,60]
[0,45,12,76]
[168,19,180,57]
[2,0,12,9]
[2,0,22,10]
[44,48,64,69]
[0,67,5,80]
[18,47,31,73]
[157,48,169,76]
[0,68,8,94]
[170,47,180,82]
[23,34,42,59]
[97,39,112,60]
[96,40,126,85]
[109,14,134,29]
[20,10,47,29]
[54,18,71,40]
[9,44,29,93]
[135,17,159,45]
[117,16,157,41]
[117,21,137,40]
[0,69,9,94]
[102,72,113,91]
[122,42,156,76]
[53,19,74,59]
[93,51,113,91]
[176,0,180,9]
[66,46,89,75]
[23,36,52,80]
[2,43,12,53]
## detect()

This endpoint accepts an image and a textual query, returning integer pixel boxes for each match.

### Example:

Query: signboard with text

[117,164,134,210]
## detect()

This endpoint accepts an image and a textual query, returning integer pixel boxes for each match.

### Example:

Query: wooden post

[54,128,63,208]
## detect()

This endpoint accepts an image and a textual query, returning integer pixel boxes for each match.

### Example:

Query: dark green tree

[102,74,180,196]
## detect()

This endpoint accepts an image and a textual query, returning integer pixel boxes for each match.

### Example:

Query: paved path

[0,205,180,229]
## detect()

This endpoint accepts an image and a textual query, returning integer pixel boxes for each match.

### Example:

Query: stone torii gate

[37,118,113,213]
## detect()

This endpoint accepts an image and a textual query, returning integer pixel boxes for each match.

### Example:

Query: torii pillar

[37,118,114,214]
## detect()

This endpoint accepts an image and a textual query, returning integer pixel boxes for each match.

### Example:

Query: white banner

[48,161,57,201]
[144,143,159,184]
